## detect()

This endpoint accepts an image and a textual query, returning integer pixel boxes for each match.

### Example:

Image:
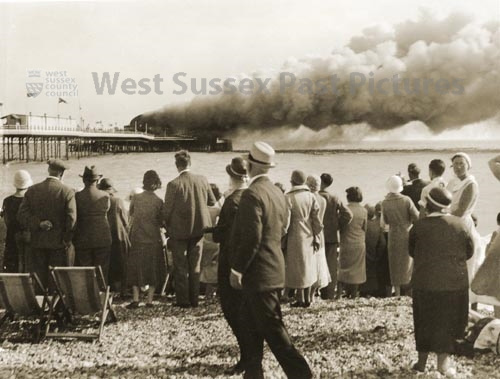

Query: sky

[1,0,499,137]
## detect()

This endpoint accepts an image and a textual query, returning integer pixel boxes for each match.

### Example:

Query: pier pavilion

[1,114,232,164]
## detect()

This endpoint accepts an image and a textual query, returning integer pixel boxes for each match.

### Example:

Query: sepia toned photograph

[0,0,499,377]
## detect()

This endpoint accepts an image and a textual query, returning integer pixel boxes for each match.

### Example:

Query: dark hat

[291,170,306,186]
[320,173,333,187]
[79,166,103,181]
[47,158,69,171]
[426,187,452,210]
[98,178,116,192]
[226,157,248,178]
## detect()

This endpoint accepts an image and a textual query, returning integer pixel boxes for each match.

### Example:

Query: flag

[58,97,67,104]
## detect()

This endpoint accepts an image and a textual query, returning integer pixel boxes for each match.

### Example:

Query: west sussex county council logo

[26,82,44,98]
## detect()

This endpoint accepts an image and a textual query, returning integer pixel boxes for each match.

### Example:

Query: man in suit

[319,173,353,299]
[402,163,429,210]
[230,142,312,379]
[164,150,216,307]
[73,166,112,279]
[17,159,77,289]
[212,157,249,375]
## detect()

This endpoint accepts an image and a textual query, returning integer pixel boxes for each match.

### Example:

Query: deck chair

[45,266,117,342]
[0,273,53,342]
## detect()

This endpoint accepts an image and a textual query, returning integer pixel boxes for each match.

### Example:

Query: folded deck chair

[45,266,117,342]
[0,273,52,342]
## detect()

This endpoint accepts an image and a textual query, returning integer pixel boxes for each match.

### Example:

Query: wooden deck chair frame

[46,266,117,342]
[0,272,53,343]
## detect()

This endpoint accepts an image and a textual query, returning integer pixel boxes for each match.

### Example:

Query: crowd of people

[1,144,499,378]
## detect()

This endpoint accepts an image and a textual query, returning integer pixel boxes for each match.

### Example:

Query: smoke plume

[134,11,500,140]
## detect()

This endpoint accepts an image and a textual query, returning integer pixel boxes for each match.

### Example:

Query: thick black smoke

[132,11,500,138]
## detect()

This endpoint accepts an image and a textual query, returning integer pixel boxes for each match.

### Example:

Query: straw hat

[13,170,33,190]
[244,141,276,168]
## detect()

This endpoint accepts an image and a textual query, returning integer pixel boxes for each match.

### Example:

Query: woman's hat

[80,166,103,181]
[426,187,452,210]
[98,178,116,192]
[226,157,248,178]
[291,170,306,186]
[13,170,33,190]
[452,152,472,169]
[244,141,276,168]
[386,175,403,193]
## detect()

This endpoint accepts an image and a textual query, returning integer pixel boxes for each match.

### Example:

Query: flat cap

[47,158,69,171]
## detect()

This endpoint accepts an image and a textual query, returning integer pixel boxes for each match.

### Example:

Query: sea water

[1,145,499,236]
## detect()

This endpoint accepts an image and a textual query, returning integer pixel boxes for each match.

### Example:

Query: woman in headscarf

[382,175,419,297]
[338,187,367,299]
[306,175,330,303]
[409,187,473,376]
[126,170,164,309]
[285,170,323,307]
[446,152,482,304]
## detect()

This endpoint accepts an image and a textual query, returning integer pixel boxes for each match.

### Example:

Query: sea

[1,139,499,236]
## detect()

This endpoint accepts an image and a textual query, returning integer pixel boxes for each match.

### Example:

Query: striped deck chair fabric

[0,273,50,342]
[46,266,116,341]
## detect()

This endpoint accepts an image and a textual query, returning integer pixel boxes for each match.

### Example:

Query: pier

[1,114,232,164]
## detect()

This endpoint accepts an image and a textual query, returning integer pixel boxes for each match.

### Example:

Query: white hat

[13,170,33,190]
[452,152,472,169]
[244,141,276,167]
[386,175,403,194]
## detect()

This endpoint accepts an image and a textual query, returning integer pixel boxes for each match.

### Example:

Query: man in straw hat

[18,159,77,289]
[230,142,312,379]
[73,166,112,279]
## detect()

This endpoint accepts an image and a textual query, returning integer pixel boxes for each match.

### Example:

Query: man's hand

[39,220,53,231]
[313,237,320,252]
[230,270,243,290]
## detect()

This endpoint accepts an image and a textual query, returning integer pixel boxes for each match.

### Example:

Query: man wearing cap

[402,163,429,210]
[319,173,353,299]
[211,157,249,374]
[164,150,216,308]
[230,142,312,379]
[17,159,77,289]
[73,166,112,279]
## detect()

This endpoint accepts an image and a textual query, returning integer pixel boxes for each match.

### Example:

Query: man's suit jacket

[402,178,429,209]
[213,188,244,281]
[17,177,77,250]
[319,190,353,244]
[231,176,289,292]
[73,186,112,249]
[164,171,216,239]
